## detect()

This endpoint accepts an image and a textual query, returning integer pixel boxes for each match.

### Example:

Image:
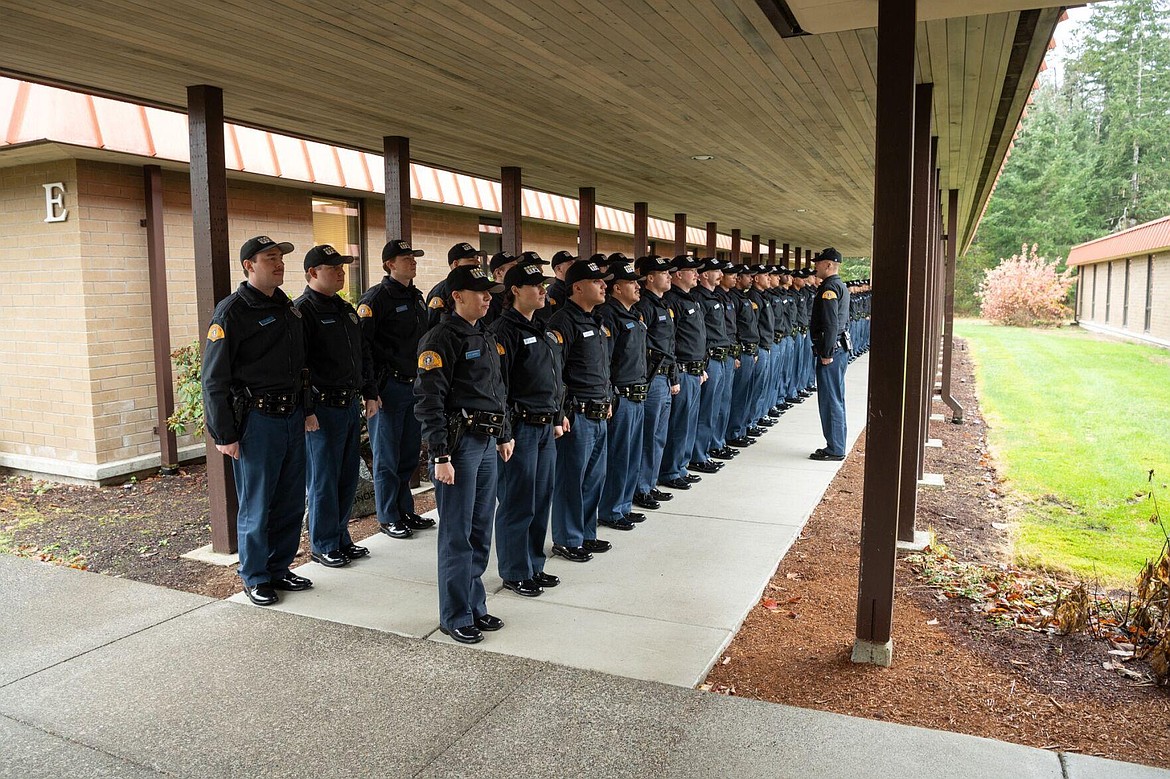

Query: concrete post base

[180,544,239,567]
[851,638,893,667]
[896,530,932,552]
[929,413,945,422]
[925,438,942,448]
[917,473,945,489]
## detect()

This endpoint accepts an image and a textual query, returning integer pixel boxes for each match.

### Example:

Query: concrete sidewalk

[226,355,872,687]
[2,554,1165,779]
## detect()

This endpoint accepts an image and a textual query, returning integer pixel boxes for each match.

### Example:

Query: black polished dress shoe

[400,512,436,530]
[440,625,483,644]
[378,521,412,539]
[726,437,752,448]
[688,460,720,474]
[799,389,813,397]
[624,511,647,523]
[708,448,732,461]
[582,539,611,553]
[684,473,702,483]
[758,417,776,427]
[243,583,278,606]
[809,450,845,461]
[551,544,593,563]
[532,571,560,588]
[311,550,349,568]
[790,396,805,404]
[341,543,370,559]
[599,516,636,531]
[475,614,504,631]
[503,579,544,597]
[272,572,313,591]
[649,488,674,502]
[718,446,739,457]
[746,426,763,437]
[632,492,661,510]
[767,408,782,418]
[658,477,691,490]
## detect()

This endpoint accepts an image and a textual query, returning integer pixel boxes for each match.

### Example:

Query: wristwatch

[431,455,451,464]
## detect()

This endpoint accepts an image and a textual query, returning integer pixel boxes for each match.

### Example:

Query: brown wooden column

[751,235,761,264]
[674,213,687,256]
[384,136,411,242]
[634,202,649,257]
[941,189,964,422]
[143,165,178,474]
[502,166,523,254]
[706,222,717,257]
[805,248,813,269]
[768,239,777,263]
[188,85,237,554]
[793,246,802,270]
[731,229,741,263]
[579,187,596,258]
[782,243,790,266]
[853,0,917,666]
[896,87,934,543]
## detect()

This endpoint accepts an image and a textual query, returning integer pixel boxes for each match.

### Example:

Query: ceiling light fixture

[795,208,807,213]
[690,154,715,161]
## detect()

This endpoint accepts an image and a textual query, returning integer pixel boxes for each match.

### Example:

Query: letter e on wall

[43,182,67,223]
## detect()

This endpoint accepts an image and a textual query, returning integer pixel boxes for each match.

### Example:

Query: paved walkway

[227,355,872,686]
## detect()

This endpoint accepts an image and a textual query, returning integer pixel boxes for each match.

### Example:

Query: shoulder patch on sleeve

[550,330,564,344]
[668,309,675,319]
[496,342,506,356]
[428,297,445,310]
[206,323,225,342]
[822,290,838,300]
[602,326,611,338]
[418,350,443,370]
[357,303,374,318]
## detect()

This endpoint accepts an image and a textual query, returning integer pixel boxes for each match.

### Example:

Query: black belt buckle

[254,392,298,416]
[655,364,671,376]
[467,410,504,437]
[730,344,742,358]
[617,385,648,402]
[580,400,610,420]
[708,347,728,361]
[517,410,555,426]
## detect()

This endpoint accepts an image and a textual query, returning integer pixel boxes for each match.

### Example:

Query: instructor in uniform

[808,248,851,461]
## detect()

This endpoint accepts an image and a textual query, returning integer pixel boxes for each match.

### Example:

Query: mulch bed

[703,340,1170,769]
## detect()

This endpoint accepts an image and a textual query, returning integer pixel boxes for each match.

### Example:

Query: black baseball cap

[446,264,503,293]
[587,253,609,266]
[504,262,554,289]
[565,259,613,286]
[240,235,293,261]
[551,250,578,268]
[635,255,671,275]
[670,255,703,271]
[448,242,488,264]
[698,257,725,273]
[814,247,843,263]
[722,263,743,274]
[518,250,549,266]
[303,244,356,271]
[489,251,519,272]
[607,252,632,266]
[608,262,642,282]
[382,239,424,261]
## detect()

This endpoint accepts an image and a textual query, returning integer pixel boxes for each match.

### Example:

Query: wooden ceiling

[0,0,1063,255]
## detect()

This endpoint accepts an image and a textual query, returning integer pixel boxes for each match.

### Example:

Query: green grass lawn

[955,320,1170,585]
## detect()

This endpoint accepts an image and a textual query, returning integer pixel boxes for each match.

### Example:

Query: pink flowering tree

[978,244,1076,326]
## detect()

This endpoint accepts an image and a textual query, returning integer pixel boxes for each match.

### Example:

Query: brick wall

[1076,252,1170,345]
[1151,252,1170,340]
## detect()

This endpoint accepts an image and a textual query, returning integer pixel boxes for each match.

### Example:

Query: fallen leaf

[991,522,1009,530]
[926,618,939,626]
[762,598,783,612]
[786,572,801,580]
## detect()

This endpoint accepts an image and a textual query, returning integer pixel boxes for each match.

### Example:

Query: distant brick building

[1068,216,1170,348]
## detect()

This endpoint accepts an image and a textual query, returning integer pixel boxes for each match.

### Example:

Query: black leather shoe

[768,408,782,418]
[551,544,593,563]
[243,583,278,606]
[799,389,813,397]
[475,613,504,631]
[401,512,436,530]
[624,512,647,523]
[503,579,544,597]
[758,418,776,427]
[599,516,636,531]
[658,477,691,490]
[532,571,560,588]
[727,437,752,448]
[632,492,661,510]
[708,448,732,461]
[341,543,370,559]
[440,625,483,644]
[582,539,611,553]
[746,426,763,437]
[688,460,720,474]
[272,572,313,591]
[809,450,845,461]
[378,522,412,539]
[311,550,349,568]
[684,473,702,483]
[718,447,739,458]
[790,396,805,404]
[649,488,674,502]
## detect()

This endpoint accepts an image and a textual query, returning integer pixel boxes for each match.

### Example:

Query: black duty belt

[774,333,786,344]
[729,344,743,358]
[569,399,611,421]
[758,340,772,351]
[708,347,729,361]
[458,409,505,437]
[615,384,649,402]
[740,343,759,356]
[677,360,705,375]
[387,368,415,384]
[249,392,300,417]
[654,363,672,377]
[514,409,556,426]
[315,387,360,408]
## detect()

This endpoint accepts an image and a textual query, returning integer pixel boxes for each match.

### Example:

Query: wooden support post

[188,85,237,554]
[634,202,649,257]
[794,246,802,271]
[384,136,411,242]
[782,243,790,266]
[805,248,813,269]
[853,0,917,667]
[706,222,717,257]
[579,187,596,259]
[751,235,761,264]
[143,165,178,473]
[768,239,777,264]
[502,166,523,254]
[731,229,742,263]
[674,213,687,256]
[941,189,964,422]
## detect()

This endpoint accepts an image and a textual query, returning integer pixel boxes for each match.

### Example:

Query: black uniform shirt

[810,274,851,357]
[731,287,760,346]
[776,289,796,335]
[481,291,506,328]
[633,290,678,383]
[664,285,706,362]
[751,287,774,349]
[413,313,507,457]
[535,277,569,324]
[715,286,738,346]
[424,278,451,329]
[358,275,427,388]
[597,298,648,387]
[546,299,611,402]
[295,286,369,399]
[201,281,306,445]
[694,284,732,350]
[488,307,565,424]
[797,286,814,328]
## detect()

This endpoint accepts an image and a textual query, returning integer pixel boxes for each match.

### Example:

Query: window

[479,217,502,259]
[1091,264,1098,319]
[1123,258,1131,327]
[1146,255,1155,333]
[1105,262,1112,322]
[311,195,365,302]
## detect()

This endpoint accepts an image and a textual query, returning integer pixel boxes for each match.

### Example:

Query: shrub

[168,341,204,437]
[978,243,1075,326]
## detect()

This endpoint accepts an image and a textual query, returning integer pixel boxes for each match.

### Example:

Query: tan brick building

[1068,216,1170,349]
[0,79,739,483]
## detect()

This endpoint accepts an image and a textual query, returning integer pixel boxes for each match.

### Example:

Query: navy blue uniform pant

[495,422,555,581]
[637,375,672,495]
[728,352,757,440]
[553,415,607,547]
[660,372,700,481]
[815,348,849,456]
[601,396,644,521]
[433,432,496,631]
[711,356,736,451]
[692,357,725,463]
[305,399,362,555]
[369,378,420,525]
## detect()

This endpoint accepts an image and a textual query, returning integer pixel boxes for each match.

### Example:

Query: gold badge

[602,326,611,337]
[751,302,758,310]
[428,298,445,309]
[668,309,675,319]
[822,291,838,300]
[357,303,374,318]
[496,343,506,356]
[550,330,564,344]
[418,350,443,370]
[206,323,225,342]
